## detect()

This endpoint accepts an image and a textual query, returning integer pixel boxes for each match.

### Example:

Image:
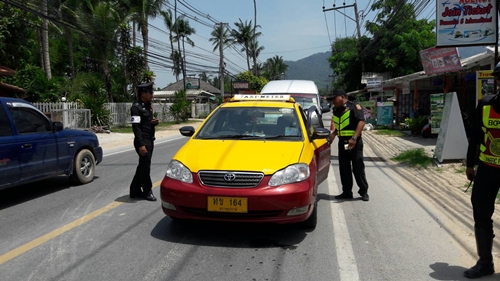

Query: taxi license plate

[207,197,248,213]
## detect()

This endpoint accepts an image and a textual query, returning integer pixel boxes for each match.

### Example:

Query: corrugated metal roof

[160,79,221,94]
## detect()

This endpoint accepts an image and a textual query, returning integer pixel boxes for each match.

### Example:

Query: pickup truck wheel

[71,149,96,185]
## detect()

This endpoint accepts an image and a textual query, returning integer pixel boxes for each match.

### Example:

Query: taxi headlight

[268,163,310,186]
[165,160,193,183]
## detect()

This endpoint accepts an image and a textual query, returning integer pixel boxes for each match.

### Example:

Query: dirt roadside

[363,130,500,265]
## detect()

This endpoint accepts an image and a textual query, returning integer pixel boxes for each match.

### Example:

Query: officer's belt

[337,130,355,137]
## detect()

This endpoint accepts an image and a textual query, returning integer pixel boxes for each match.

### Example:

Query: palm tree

[209,24,232,52]
[40,0,51,79]
[160,9,180,81]
[55,0,81,80]
[231,19,261,71]
[264,55,288,80]
[172,18,196,85]
[80,0,124,102]
[124,0,163,65]
[253,0,258,75]
[248,40,264,76]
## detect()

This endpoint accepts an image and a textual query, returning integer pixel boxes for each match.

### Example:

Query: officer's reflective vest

[333,110,355,137]
[479,105,500,167]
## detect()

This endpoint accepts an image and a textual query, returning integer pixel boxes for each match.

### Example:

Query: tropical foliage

[329,0,436,92]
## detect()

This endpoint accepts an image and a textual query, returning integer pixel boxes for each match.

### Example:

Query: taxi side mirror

[312,127,330,140]
[179,126,195,137]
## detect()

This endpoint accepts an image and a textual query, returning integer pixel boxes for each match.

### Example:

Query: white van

[260,80,330,114]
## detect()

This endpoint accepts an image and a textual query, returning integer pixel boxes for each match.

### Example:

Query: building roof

[347,46,495,95]
[160,79,221,94]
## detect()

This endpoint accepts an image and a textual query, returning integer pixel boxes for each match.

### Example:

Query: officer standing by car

[329,92,369,201]
[129,82,159,201]
[463,62,500,278]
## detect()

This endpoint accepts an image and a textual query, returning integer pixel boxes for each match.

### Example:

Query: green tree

[263,55,288,81]
[235,71,268,92]
[169,90,190,123]
[231,19,260,72]
[209,24,232,52]
[172,18,196,84]
[0,2,39,70]
[160,9,180,81]
[80,0,125,102]
[124,0,163,64]
[126,46,148,99]
[249,39,264,76]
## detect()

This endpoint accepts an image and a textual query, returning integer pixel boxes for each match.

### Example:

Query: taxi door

[306,107,331,184]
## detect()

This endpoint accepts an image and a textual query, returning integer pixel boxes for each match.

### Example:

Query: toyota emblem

[223,173,236,182]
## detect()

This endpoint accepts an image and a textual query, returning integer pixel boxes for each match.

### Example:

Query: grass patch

[110,120,198,133]
[455,167,466,174]
[391,148,432,168]
[374,128,407,137]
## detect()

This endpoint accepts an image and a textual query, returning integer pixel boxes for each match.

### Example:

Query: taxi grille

[198,171,264,188]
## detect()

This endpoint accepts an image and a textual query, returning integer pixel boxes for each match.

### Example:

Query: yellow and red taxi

[160,95,331,229]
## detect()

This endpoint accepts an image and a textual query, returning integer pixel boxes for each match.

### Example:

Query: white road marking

[327,165,360,281]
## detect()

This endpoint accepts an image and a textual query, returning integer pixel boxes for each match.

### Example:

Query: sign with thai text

[436,0,497,47]
[420,47,462,75]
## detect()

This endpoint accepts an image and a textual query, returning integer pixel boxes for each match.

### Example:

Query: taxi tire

[301,200,317,230]
[70,149,96,185]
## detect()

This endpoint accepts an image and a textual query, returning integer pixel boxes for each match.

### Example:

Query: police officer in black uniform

[129,82,159,201]
[463,62,500,278]
[329,92,369,201]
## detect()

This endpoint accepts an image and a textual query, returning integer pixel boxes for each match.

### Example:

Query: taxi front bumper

[160,174,316,224]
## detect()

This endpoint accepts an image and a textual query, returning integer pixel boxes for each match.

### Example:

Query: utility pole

[323,1,365,72]
[215,22,227,98]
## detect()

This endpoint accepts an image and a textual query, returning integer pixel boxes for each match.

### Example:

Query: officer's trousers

[338,137,369,195]
[472,162,500,235]
[130,138,154,196]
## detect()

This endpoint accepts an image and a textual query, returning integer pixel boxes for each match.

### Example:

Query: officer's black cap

[331,90,346,98]
[137,82,154,92]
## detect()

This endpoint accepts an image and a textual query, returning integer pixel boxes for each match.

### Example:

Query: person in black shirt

[129,82,159,201]
[463,63,500,278]
[329,92,369,201]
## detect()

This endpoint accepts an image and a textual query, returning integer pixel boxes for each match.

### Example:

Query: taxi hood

[175,139,304,174]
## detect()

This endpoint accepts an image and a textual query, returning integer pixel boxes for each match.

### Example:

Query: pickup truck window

[0,103,13,136]
[10,107,51,134]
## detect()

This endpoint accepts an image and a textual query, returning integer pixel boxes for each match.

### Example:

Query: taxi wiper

[265,135,301,139]
[198,134,256,139]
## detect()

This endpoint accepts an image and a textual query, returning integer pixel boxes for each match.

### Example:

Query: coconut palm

[80,0,124,102]
[209,24,232,52]
[263,55,288,80]
[124,0,164,65]
[160,9,180,81]
[231,19,261,72]
[248,39,264,76]
[172,18,196,84]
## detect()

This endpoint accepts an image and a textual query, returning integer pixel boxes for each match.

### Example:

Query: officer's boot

[464,228,495,278]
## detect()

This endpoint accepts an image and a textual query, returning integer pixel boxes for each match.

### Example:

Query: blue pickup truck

[0,97,103,190]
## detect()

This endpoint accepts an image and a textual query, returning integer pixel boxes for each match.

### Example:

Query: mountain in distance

[284,46,490,91]
[284,51,332,90]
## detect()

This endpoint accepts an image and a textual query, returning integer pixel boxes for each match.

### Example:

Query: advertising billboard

[419,47,462,75]
[436,0,497,47]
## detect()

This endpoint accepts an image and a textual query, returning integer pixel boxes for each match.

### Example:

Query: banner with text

[436,0,497,47]
[476,70,494,104]
[420,47,462,75]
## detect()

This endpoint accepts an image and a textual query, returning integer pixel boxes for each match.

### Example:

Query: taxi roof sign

[231,94,293,102]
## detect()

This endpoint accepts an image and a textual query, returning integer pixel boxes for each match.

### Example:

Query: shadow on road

[151,216,308,249]
[428,262,499,280]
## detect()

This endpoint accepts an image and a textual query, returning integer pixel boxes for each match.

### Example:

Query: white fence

[32,102,216,128]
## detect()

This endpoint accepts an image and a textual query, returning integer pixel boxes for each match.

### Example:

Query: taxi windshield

[196,106,303,140]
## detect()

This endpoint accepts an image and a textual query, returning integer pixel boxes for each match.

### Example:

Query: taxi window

[196,107,303,140]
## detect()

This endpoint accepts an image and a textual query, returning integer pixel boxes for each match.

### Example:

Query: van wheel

[70,149,96,185]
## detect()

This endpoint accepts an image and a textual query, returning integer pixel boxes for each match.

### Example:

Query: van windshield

[289,94,317,109]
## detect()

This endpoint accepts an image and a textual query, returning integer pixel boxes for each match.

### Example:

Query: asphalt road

[0,113,495,281]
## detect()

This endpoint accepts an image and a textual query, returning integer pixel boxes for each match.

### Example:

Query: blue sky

[147,0,435,88]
